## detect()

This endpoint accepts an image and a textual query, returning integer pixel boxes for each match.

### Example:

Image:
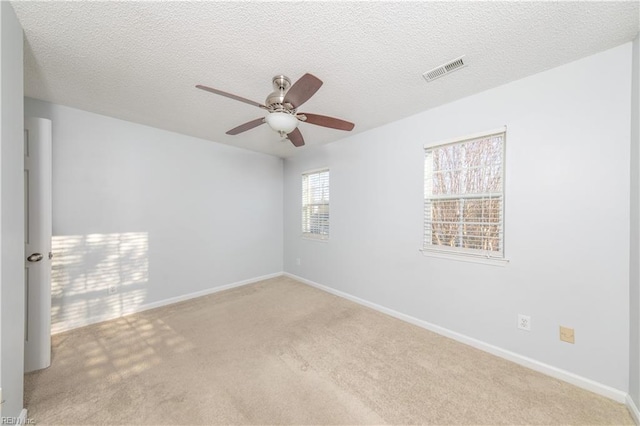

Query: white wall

[25,98,283,332]
[0,1,24,417]
[284,43,633,392]
[630,32,640,408]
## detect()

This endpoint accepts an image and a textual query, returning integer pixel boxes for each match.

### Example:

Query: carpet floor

[25,275,633,425]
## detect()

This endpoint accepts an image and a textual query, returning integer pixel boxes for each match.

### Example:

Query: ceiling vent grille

[422,56,466,82]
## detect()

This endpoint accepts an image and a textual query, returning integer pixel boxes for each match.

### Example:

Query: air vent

[422,56,466,82]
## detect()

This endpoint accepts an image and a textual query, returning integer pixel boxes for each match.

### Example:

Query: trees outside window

[424,131,505,257]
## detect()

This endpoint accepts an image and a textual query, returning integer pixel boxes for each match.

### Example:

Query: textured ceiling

[12,1,640,158]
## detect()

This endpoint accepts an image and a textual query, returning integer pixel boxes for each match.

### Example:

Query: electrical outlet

[560,326,575,343]
[517,314,531,331]
[296,258,301,266]
[108,285,117,295]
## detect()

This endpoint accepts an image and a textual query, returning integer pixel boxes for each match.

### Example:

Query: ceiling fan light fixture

[265,111,298,134]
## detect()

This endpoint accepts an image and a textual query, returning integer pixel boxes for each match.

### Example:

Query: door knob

[27,253,43,263]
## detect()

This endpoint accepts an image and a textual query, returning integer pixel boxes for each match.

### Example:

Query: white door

[24,117,52,373]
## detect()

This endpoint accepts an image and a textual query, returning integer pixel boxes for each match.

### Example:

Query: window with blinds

[302,169,329,239]
[424,129,505,258]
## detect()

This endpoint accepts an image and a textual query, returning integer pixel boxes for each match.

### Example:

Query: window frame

[301,167,330,241]
[422,127,508,265]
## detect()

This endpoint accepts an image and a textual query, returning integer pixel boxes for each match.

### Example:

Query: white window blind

[302,169,329,239]
[424,130,505,258]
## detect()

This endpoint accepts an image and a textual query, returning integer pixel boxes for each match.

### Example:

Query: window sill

[419,248,509,267]
[302,235,329,243]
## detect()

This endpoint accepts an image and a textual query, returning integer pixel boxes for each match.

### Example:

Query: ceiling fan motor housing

[265,75,294,112]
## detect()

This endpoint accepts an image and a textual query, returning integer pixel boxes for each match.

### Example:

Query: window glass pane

[424,132,504,256]
[302,169,330,238]
[431,200,461,248]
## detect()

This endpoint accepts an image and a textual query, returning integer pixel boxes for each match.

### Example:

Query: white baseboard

[52,272,283,334]
[627,394,640,425]
[284,272,628,404]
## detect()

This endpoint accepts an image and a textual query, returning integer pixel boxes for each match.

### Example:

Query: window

[302,168,329,240]
[424,128,505,258]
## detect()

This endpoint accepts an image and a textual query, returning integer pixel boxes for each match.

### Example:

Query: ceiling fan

[196,73,354,147]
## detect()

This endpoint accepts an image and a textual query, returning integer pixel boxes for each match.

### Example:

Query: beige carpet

[25,276,633,425]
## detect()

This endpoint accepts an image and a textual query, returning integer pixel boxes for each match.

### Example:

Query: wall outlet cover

[518,314,531,331]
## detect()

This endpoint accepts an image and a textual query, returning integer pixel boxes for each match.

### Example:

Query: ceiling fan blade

[283,73,323,108]
[287,128,305,147]
[226,117,265,135]
[300,113,355,131]
[196,85,266,109]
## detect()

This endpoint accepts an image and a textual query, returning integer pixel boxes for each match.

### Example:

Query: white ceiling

[12,1,640,158]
